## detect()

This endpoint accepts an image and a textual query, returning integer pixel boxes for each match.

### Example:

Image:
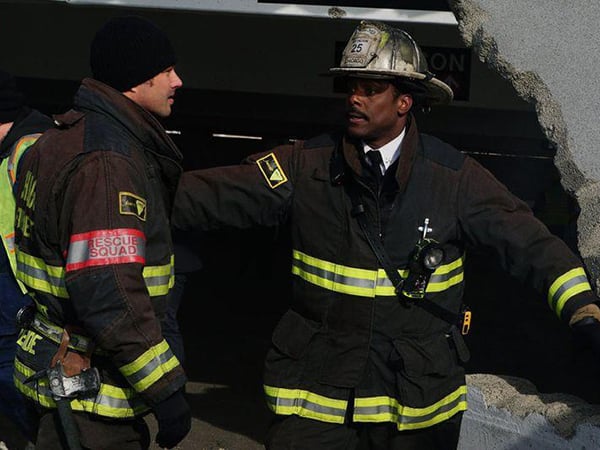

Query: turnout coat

[173,115,595,430]
[13,79,186,419]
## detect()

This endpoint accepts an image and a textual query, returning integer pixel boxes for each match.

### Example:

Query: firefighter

[0,69,53,444]
[173,20,600,449]
[13,16,190,449]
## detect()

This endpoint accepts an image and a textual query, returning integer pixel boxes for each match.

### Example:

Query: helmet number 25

[351,43,364,53]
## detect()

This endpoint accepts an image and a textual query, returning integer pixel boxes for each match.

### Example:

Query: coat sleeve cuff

[561,291,600,324]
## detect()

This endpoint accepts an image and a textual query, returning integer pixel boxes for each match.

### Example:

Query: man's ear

[397,93,413,115]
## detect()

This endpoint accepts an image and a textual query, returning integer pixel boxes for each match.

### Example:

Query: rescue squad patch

[119,192,147,221]
[257,153,288,189]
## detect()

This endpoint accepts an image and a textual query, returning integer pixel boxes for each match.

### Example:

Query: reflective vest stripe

[264,385,348,423]
[14,358,150,418]
[291,249,464,297]
[264,384,467,429]
[7,135,40,184]
[16,250,174,298]
[353,385,468,430]
[119,339,179,392]
[4,231,15,254]
[548,267,592,317]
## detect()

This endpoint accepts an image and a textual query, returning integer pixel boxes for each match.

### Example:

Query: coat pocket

[390,333,453,378]
[272,309,320,359]
[390,333,461,407]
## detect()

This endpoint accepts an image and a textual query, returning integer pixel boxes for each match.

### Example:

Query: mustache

[347,107,367,120]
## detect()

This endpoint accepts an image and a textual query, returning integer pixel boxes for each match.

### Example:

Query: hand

[153,390,191,449]
[571,316,600,358]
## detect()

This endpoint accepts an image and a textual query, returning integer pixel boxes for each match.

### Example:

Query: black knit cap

[0,69,25,123]
[90,16,177,92]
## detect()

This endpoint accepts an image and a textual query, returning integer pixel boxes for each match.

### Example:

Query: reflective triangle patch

[257,152,288,189]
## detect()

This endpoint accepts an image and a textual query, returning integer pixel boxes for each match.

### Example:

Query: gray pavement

[147,380,268,450]
[1,369,271,450]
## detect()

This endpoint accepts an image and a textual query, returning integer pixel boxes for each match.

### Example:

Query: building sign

[422,46,471,101]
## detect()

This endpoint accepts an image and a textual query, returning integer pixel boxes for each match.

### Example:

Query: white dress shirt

[362,128,406,175]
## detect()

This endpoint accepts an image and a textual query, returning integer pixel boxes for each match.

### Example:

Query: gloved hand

[153,390,191,449]
[570,303,600,358]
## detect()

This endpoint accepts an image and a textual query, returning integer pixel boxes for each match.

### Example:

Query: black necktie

[366,150,384,183]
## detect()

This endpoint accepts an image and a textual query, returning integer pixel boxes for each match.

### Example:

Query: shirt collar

[362,128,406,171]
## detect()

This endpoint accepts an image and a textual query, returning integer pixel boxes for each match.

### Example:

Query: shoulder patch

[420,134,465,170]
[257,153,288,188]
[119,192,147,221]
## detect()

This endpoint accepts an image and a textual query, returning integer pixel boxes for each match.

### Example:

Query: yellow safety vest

[0,133,41,294]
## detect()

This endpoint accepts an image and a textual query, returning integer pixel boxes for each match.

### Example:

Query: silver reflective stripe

[550,273,589,311]
[125,345,176,388]
[30,314,92,353]
[376,273,395,288]
[16,257,67,297]
[14,358,149,418]
[293,257,377,290]
[66,229,146,271]
[429,265,462,284]
[354,391,467,426]
[144,271,172,289]
[5,234,15,253]
[292,249,464,298]
[265,392,347,419]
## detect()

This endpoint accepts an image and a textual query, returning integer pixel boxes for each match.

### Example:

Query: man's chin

[346,126,365,140]
[155,107,172,119]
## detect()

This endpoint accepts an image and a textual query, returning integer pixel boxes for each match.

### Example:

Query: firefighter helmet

[329,21,453,105]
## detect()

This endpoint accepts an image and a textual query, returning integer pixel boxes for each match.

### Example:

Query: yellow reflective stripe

[30,314,92,353]
[548,267,592,317]
[264,385,348,423]
[292,249,464,298]
[17,251,175,299]
[14,358,150,419]
[373,268,400,296]
[292,249,385,297]
[353,385,467,430]
[264,384,467,429]
[427,257,465,292]
[119,339,179,392]
[16,251,68,298]
[143,255,174,296]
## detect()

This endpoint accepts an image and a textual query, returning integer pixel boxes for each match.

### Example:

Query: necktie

[366,150,384,183]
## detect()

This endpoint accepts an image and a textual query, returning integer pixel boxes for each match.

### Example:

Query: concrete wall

[450,0,600,280]
[450,1,600,447]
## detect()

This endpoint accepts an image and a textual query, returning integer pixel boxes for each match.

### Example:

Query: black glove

[153,390,191,449]
[571,316,600,358]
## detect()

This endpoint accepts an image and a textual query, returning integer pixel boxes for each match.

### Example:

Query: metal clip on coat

[401,218,445,299]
